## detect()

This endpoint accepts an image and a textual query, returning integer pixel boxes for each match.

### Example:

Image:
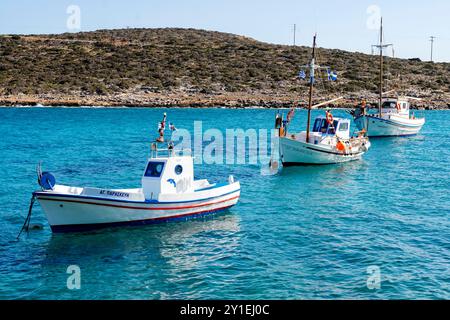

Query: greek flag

[328,69,338,81]
[298,70,306,80]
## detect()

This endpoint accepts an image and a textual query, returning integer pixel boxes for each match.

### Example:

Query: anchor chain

[17,194,36,239]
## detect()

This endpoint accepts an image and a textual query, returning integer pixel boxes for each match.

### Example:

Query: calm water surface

[0,107,448,299]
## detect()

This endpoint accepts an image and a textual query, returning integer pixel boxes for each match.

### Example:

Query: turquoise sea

[0,107,448,300]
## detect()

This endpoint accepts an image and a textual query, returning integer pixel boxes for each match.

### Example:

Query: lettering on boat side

[179,304,270,317]
[99,190,130,198]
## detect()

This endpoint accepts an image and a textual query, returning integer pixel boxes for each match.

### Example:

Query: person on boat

[282,119,289,137]
[325,110,336,134]
[287,107,295,123]
[275,111,282,129]
[156,113,167,143]
[358,128,367,138]
[280,107,295,136]
[360,99,367,115]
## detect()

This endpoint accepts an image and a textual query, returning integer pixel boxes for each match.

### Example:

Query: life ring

[326,112,334,125]
[396,103,401,111]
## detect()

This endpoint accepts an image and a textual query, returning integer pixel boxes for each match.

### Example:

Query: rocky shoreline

[1,91,449,109]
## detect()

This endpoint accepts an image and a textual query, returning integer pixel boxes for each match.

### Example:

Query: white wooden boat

[352,18,425,137]
[280,115,370,165]
[354,97,425,137]
[277,34,370,166]
[33,147,240,233]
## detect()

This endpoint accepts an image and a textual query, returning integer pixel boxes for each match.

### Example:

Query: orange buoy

[336,140,346,152]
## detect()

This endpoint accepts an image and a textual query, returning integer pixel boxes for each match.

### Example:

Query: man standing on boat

[360,99,367,115]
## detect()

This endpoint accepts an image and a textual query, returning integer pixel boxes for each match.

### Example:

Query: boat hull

[35,184,240,233]
[355,115,425,137]
[279,137,368,165]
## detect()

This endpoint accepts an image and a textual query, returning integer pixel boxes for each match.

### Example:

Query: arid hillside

[0,28,449,108]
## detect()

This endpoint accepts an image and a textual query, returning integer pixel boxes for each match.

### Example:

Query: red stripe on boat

[37,193,240,211]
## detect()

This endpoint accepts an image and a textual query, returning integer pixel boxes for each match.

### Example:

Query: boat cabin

[141,151,195,200]
[312,116,351,139]
[381,97,410,116]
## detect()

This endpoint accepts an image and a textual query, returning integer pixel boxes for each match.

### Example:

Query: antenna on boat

[373,17,393,117]
[300,34,341,143]
[306,34,317,144]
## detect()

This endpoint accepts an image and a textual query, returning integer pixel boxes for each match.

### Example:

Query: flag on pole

[298,70,306,80]
[327,69,338,81]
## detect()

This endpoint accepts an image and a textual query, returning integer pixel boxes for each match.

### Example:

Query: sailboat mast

[306,34,317,144]
[379,18,383,117]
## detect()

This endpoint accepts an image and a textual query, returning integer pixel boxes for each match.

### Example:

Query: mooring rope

[17,194,36,239]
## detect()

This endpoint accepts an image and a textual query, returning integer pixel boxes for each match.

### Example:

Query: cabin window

[339,123,349,131]
[312,119,323,132]
[382,101,396,109]
[144,162,165,178]
[313,119,339,134]
[175,165,183,175]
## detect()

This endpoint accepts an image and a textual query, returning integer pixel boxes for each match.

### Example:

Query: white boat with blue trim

[33,147,240,233]
[353,97,425,137]
[280,114,370,165]
[351,18,425,137]
[277,34,371,166]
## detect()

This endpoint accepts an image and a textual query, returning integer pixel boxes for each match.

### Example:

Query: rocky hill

[0,28,449,108]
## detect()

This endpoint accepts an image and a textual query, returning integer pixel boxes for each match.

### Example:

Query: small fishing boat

[280,114,370,165]
[351,18,425,137]
[30,147,240,233]
[277,34,371,166]
[353,96,425,137]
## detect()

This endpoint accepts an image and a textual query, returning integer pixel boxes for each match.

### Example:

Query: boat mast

[379,18,383,117]
[306,34,317,144]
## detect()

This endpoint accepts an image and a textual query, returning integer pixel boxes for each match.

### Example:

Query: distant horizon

[1,0,449,62]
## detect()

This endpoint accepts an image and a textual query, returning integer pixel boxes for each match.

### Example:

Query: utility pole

[429,36,436,62]
[293,24,296,46]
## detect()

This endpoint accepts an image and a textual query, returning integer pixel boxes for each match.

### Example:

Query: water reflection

[38,213,241,298]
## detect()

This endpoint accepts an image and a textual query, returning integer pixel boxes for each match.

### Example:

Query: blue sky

[1,0,449,62]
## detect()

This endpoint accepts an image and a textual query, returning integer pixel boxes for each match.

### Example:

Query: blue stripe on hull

[368,134,418,138]
[355,115,424,129]
[35,188,240,205]
[282,162,337,167]
[50,205,234,233]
